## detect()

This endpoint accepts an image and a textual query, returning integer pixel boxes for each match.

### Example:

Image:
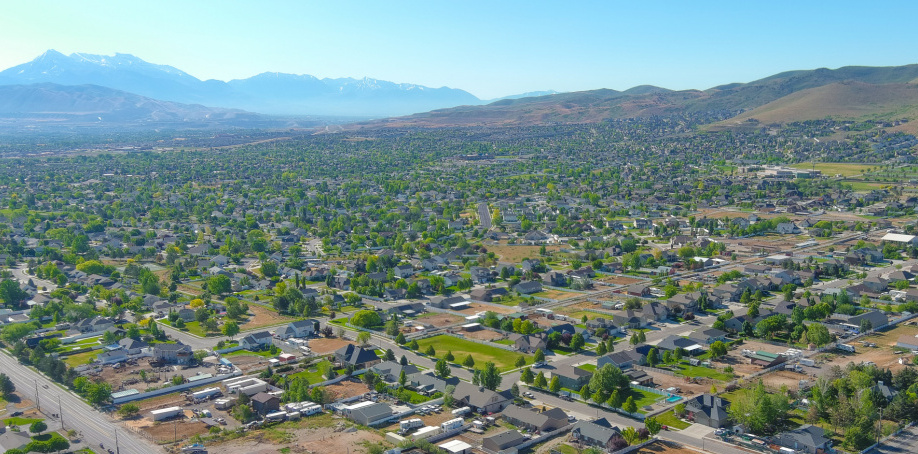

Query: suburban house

[656,335,705,355]
[688,328,728,345]
[251,392,280,415]
[549,365,592,391]
[686,394,731,428]
[500,405,568,433]
[612,311,649,329]
[74,316,114,334]
[514,281,543,294]
[624,369,654,386]
[597,349,645,370]
[772,424,831,454]
[847,310,889,330]
[510,333,548,353]
[152,343,193,365]
[640,301,670,321]
[776,223,802,234]
[117,337,149,355]
[275,319,317,339]
[470,287,509,302]
[452,381,511,413]
[240,331,274,350]
[543,271,568,287]
[407,371,457,395]
[370,361,420,384]
[570,418,621,448]
[334,344,381,369]
[482,430,527,452]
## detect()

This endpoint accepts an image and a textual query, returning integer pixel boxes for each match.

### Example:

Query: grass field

[224,349,275,359]
[789,163,877,177]
[62,350,97,367]
[483,244,561,263]
[415,335,532,371]
[578,364,596,372]
[290,367,327,384]
[654,410,691,430]
[4,416,43,426]
[626,387,665,408]
[672,362,733,381]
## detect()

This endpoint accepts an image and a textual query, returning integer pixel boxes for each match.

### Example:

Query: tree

[644,416,662,435]
[570,333,585,351]
[445,350,455,362]
[515,356,526,368]
[588,364,629,403]
[435,358,451,378]
[29,420,47,436]
[521,367,534,384]
[646,348,658,367]
[511,383,520,398]
[623,396,638,413]
[748,301,760,319]
[384,349,395,361]
[395,332,406,344]
[860,318,873,333]
[222,320,239,339]
[579,384,592,401]
[398,370,407,387]
[807,323,832,347]
[424,345,436,356]
[549,376,561,393]
[0,279,28,307]
[463,354,475,368]
[408,340,419,350]
[0,373,15,398]
[118,403,140,419]
[710,340,728,359]
[385,320,399,336]
[535,371,548,388]
[357,331,371,346]
[1,323,33,345]
[350,310,382,328]
[533,348,545,363]
[596,341,607,356]
[480,362,502,391]
[620,426,638,445]
[443,384,455,407]
[399,355,409,366]
[207,275,232,295]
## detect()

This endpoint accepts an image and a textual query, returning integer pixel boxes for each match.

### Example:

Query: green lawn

[415,335,532,371]
[328,317,349,326]
[672,363,733,381]
[4,416,43,426]
[494,339,514,345]
[224,349,275,359]
[654,411,691,430]
[62,350,98,367]
[181,321,209,337]
[289,368,327,383]
[577,364,596,372]
[552,444,580,454]
[625,387,664,408]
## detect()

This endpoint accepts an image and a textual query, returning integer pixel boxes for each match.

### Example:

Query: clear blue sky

[4,1,918,99]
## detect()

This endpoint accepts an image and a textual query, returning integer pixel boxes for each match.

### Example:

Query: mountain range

[1,50,918,131]
[0,50,484,118]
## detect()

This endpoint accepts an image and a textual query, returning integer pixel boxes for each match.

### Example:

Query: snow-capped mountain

[0,51,482,117]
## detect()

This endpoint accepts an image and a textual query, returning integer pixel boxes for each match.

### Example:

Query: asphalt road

[478,203,492,230]
[11,265,57,292]
[871,425,918,454]
[0,351,161,454]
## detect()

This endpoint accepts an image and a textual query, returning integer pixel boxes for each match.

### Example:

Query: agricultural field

[415,334,532,371]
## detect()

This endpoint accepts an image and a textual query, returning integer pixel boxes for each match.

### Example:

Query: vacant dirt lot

[324,379,370,401]
[309,337,353,355]
[240,304,295,331]
[486,244,561,263]
[132,392,188,414]
[415,312,465,327]
[213,414,384,454]
[455,302,516,315]
[134,419,209,443]
[645,369,711,396]
[462,328,504,341]
[761,369,813,391]
[635,440,710,454]
[227,354,270,374]
[596,275,645,285]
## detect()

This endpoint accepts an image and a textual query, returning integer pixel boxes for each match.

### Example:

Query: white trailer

[299,404,323,416]
[411,426,441,440]
[440,418,464,431]
[214,398,236,410]
[838,344,856,353]
[151,406,184,421]
[286,411,301,421]
[451,406,471,416]
[800,358,815,367]
[192,387,222,401]
[400,418,424,433]
[266,411,287,422]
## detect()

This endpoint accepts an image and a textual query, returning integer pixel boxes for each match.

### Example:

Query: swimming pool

[666,395,682,403]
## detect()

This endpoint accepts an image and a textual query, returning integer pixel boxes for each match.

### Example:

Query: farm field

[415,334,532,371]
[789,162,877,177]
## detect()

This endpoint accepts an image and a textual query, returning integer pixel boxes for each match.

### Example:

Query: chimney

[479,386,484,392]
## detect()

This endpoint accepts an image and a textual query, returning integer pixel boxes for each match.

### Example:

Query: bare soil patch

[227,354,270,374]
[308,337,354,355]
[635,440,708,454]
[324,379,370,401]
[761,369,812,391]
[133,393,188,414]
[240,304,295,331]
[132,418,209,444]
[597,275,644,285]
[455,302,515,315]
[416,312,465,328]
[212,416,384,454]
[486,244,561,263]
[644,369,711,397]
[462,329,504,341]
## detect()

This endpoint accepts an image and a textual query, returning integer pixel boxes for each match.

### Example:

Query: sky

[3,1,918,100]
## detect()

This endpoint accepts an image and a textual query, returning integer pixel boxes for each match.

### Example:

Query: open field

[760,369,813,391]
[210,413,384,454]
[455,302,516,315]
[595,275,645,285]
[789,162,877,177]
[643,369,711,396]
[654,411,692,430]
[462,328,505,341]
[415,312,464,327]
[533,289,578,300]
[818,324,918,375]
[62,350,98,367]
[239,304,295,331]
[486,244,561,263]
[416,334,531,371]
[308,337,354,355]
[324,378,370,401]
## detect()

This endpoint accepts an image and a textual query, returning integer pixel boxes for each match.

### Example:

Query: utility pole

[34,380,40,411]
[115,429,120,454]
[58,395,64,430]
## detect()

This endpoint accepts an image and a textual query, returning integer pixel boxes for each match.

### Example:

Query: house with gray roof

[346,402,393,426]
[570,418,621,449]
[482,430,526,452]
[334,344,381,368]
[370,361,420,384]
[772,424,831,454]
[453,381,511,413]
[686,394,730,428]
[597,349,645,370]
[500,405,568,433]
